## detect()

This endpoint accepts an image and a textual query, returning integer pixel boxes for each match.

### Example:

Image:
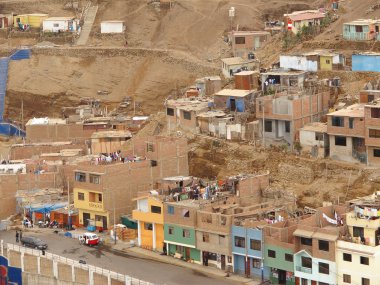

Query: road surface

[0,229,240,285]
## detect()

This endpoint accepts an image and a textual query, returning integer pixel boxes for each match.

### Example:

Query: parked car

[21,236,48,250]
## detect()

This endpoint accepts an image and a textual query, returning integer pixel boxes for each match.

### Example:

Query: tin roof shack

[74,136,189,229]
[100,20,125,34]
[284,10,326,35]
[165,98,212,133]
[221,57,260,79]
[352,53,380,72]
[261,69,308,94]
[197,110,232,137]
[327,104,366,163]
[42,17,78,33]
[256,89,330,147]
[343,19,380,41]
[214,89,258,113]
[195,76,222,96]
[13,13,49,29]
[292,205,347,285]
[280,50,345,72]
[234,71,259,90]
[90,130,132,154]
[299,122,329,158]
[336,193,380,285]
[364,99,380,166]
[0,14,13,29]
[230,31,270,59]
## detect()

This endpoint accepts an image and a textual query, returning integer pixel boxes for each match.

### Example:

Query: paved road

[0,229,240,285]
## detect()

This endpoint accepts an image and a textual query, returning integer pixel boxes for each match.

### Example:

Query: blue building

[231,224,270,280]
[352,53,380,72]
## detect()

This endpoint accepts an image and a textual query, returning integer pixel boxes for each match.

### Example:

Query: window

[89,174,100,184]
[151,206,161,214]
[219,235,225,244]
[326,59,331,64]
[228,256,232,263]
[183,111,191,120]
[264,120,272,132]
[285,121,290,133]
[53,23,59,27]
[371,107,380,118]
[167,108,174,116]
[202,233,209,242]
[374,149,380,157]
[335,136,347,146]
[182,209,190,218]
[167,205,174,215]
[318,262,329,274]
[360,256,369,265]
[95,215,103,222]
[343,274,351,283]
[252,258,261,268]
[353,226,364,237]
[98,194,102,202]
[369,129,380,138]
[147,142,154,152]
[355,25,363,32]
[78,192,84,201]
[285,253,293,262]
[349,118,354,129]
[234,236,245,248]
[331,116,344,127]
[362,278,370,285]
[343,253,352,262]
[301,256,312,269]
[300,237,312,246]
[75,172,86,182]
[144,223,153,231]
[250,239,261,251]
[368,95,375,103]
[315,132,323,141]
[318,240,329,252]
[235,37,245,44]
[268,249,276,258]
[183,229,190,238]
[168,226,174,235]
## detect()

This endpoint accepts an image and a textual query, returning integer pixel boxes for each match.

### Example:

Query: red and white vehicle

[79,232,100,246]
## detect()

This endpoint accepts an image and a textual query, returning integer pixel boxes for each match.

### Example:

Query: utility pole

[262,100,265,148]
[67,179,72,230]
[113,191,116,245]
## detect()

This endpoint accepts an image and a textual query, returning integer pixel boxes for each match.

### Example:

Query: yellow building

[14,14,49,28]
[336,194,380,285]
[319,55,333,71]
[132,195,164,252]
[74,181,109,229]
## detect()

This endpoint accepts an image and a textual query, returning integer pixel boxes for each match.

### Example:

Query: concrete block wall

[10,143,86,160]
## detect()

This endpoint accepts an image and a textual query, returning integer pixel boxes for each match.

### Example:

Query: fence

[2,240,154,285]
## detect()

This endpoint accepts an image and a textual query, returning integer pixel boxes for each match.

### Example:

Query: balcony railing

[343,32,371,41]
[296,266,312,274]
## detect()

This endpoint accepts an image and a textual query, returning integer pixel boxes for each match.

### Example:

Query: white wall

[43,20,76,33]
[300,130,325,147]
[280,55,318,72]
[0,163,26,174]
[101,22,124,34]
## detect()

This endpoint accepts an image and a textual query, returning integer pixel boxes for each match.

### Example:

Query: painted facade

[343,19,380,41]
[352,53,380,72]
[13,14,48,28]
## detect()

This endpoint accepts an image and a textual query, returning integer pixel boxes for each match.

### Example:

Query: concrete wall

[352,54,380,72]
[280,56,318,72]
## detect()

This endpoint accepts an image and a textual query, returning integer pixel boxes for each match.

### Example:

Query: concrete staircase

[76,5,98,46]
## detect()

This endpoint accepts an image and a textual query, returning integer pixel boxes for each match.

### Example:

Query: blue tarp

[28,202,67,214]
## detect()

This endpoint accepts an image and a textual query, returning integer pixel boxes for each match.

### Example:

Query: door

[83,212,90,227]
[278,270,286,284]
[245,257,250,277]
[221,255,226,271]
[185,247,191,261]
[311,281,317,285]
[230,99,236,111]
[102,216,108,229]
[295,277,300,285]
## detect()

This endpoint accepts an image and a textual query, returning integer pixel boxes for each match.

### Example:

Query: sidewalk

[111,242,263,285]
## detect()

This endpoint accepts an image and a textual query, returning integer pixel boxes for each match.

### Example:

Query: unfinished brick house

[261,69,308,93]
[90,130,132,154]
[327,104,366,163]
[364,99,380,166]
[256,90,330,147]
[230,31,270,59]
[73,136,189,229]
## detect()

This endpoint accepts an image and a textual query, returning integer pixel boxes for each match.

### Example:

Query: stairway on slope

[76,5,99,46]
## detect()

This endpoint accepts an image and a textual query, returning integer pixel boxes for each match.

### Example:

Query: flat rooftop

[262,69,307,76]
[26,117,67,126]
[166,98,211,111]
[344,19,380,26]
[91,130,132,139]
[44,17,75,21]
[197,110,230,118]
[221,57,256,65]
[231,31,270,36]
[215,89,252,97]
[300,122,327,133]
[327,104,365,118]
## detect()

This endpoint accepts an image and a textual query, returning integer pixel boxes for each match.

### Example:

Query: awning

[312,232,338,241]
[293,229,313,238]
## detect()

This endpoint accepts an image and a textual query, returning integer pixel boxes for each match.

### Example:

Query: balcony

[132,209,163,224]
[296,266,312,274]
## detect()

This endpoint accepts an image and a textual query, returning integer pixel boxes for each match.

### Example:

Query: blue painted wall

[352,54,380,72]
[226,97,245,112]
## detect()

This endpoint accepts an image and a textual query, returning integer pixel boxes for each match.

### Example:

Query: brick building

[364,100,380,166]
[230,31,270,59]
[327,104,366,163]
[256,90,330,146]
[73,136,189,229]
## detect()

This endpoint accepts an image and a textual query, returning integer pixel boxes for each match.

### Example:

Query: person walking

[15,231,19,243]
[19,230,22,241]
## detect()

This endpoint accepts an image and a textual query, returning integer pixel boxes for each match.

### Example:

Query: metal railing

[296,266,312,274]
